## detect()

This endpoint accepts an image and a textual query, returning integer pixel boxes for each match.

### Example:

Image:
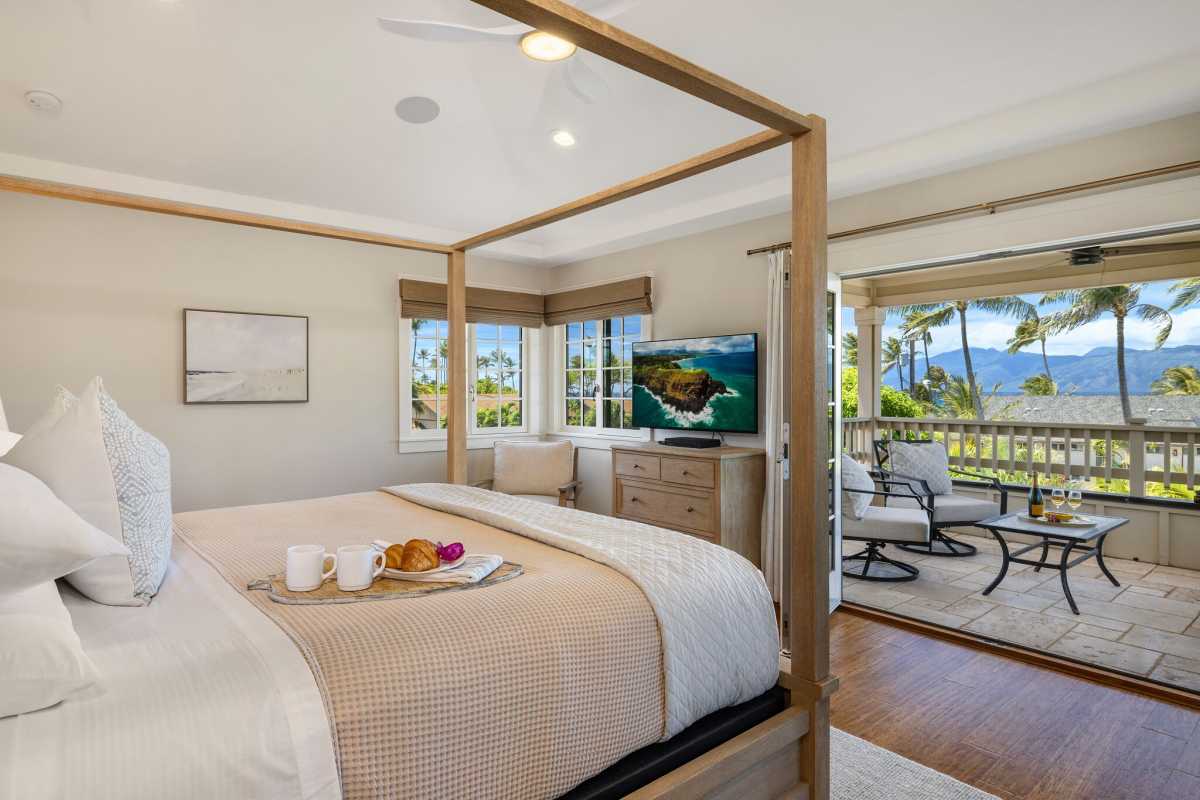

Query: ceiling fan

[378,0,642,105]
[1066,240,1200,266]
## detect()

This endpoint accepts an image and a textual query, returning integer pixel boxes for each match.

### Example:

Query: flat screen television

[631,333,758,434]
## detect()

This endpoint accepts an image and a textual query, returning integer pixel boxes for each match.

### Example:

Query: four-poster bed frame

[0,1,834,796]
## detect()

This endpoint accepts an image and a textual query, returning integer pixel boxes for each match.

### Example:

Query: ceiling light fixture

[395,96,441,124]
[551,129,576,148]
[520,31,576,61]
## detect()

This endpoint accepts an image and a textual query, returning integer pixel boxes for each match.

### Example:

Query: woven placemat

[247,562,524,605]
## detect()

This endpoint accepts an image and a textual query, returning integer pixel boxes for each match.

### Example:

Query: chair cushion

[492,440,573,496]
[887,441,953,496]
[891,492,1001,524]
[843,506,930,545]
[510,494,558,506]
[840,454,874,520]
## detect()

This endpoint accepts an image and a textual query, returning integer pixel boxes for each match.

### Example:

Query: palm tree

[1151,365,1200,395]
[1020,374,1056,396]
[1005,306,1055,385]
[1042,285,1173,423]
[899,308,934,383]
[1170,277,1200,310]
[881,336,905,392]
[841,332,858,367]
[900,297,1032,420]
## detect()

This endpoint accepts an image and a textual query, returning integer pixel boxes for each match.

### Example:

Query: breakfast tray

[247,561,523,605]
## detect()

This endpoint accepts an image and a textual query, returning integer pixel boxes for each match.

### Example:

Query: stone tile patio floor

[843,530,1200,691]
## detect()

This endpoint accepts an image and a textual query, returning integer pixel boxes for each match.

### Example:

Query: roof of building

[983,395,1200,427]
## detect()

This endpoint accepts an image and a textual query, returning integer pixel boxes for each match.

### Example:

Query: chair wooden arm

[557,479,582,508]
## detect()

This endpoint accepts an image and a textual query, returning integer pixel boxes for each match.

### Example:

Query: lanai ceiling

[2,0,1199,264]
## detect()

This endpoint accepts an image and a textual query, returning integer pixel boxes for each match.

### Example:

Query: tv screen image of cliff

[631,334,758,433]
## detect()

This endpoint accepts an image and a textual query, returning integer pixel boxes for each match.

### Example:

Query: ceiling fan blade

[561,54,611,105]
[1097,241,1200,258]
[377,16,529,43]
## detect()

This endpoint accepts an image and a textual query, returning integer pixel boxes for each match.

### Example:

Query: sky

[186,311,307,372]
[846,279,1199,358]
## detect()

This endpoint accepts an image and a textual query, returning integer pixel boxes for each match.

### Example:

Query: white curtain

[761,249,789,601]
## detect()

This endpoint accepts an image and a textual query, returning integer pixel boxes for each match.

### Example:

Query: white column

[854,306,886,422]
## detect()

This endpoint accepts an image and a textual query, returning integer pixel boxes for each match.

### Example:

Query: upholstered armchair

[473,440,581,508]
[873,438,1007,557]
[840,454,932,582]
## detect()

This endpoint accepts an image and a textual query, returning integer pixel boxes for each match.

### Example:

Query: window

[563,315,644,433]
[472,324,524,432]
[406,319,530,439]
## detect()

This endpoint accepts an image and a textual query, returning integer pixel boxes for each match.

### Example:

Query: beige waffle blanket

[174,491,664,800]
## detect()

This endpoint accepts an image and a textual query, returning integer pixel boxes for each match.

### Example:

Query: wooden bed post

[446,249,468,484]
[788,116,835,800]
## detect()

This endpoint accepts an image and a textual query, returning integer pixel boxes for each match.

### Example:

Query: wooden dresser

[611,442,766,566]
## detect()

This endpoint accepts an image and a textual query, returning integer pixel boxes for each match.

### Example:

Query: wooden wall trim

[787,118,834,800]
[840,603,1200,711]
[446,251,469,484]
[0,174,453,255]
[467,1,810,135]
[454,130,791,250]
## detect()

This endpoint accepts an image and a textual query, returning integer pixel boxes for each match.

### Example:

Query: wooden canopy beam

[0,175,453,255]
[467,0,810,135]
[446,250,469,484]
[454,129,791,250]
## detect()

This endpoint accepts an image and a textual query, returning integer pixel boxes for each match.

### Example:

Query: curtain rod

[745,158,1200,256]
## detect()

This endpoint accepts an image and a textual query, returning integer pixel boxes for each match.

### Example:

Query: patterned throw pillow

[887,441,953,496]
[3,379,172,606]
[840,454,875,520]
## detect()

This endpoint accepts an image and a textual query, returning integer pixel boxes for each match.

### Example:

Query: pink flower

[437,541,464,562]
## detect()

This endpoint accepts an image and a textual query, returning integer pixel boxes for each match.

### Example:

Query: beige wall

[0,192,546,511]
[548,112,1200,515]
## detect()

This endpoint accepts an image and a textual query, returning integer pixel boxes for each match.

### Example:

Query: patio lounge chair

[841,454,933,582]
[874,438,1008,557]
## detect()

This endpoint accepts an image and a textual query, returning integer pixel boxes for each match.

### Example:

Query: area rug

[833,728,999,799]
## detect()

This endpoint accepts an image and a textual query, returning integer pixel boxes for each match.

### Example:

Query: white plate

[382,555,467,579]
[1018,513,1095,528]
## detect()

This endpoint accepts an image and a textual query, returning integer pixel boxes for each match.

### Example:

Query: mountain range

[881,344,1200,395]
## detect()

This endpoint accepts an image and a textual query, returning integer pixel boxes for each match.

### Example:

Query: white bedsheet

[0,538,340,800]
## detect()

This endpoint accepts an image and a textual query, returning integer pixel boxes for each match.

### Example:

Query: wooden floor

[830,610,1200,799]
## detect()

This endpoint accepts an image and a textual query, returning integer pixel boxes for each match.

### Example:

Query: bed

[1,486,785,800]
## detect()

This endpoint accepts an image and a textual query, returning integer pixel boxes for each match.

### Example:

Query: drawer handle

[630,496,639,503]
[633,464,643,470]
[682,470,690,476]
[687,506,695,513]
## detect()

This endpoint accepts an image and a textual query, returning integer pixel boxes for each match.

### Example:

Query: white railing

[843,416,1200,499]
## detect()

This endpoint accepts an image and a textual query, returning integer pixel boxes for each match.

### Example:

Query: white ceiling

[2,0,1199,265]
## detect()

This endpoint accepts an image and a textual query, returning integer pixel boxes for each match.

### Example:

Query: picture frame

[183,308,309,404]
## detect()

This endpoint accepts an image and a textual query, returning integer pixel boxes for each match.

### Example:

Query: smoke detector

[24,90,62,114]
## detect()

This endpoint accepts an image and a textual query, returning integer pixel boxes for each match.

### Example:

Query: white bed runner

[384,483,780,738]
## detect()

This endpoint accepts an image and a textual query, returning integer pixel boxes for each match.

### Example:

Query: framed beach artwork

[183,309,309,404]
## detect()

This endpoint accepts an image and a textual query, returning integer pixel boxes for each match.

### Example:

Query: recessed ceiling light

[395,96,440,124]
[520,31,576,62]
[551,129,576,148]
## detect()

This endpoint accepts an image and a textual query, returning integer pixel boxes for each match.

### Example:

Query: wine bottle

[1028,472,1044,518]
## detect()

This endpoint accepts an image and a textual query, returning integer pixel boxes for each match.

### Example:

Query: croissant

[384,544,407,570]
[400,539,439,572]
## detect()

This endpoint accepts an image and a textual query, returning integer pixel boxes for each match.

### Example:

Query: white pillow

[0,581,99,718]
[0,431,19,457]
[0,464,129,596]
[840,454,874,520]
[2,378,173,606]
[492,440,574,496]
[887,441,954,496]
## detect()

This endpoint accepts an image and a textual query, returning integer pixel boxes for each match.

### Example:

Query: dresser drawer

[660,457,715,489]
[618,481,715,534]
[614,451,661,481]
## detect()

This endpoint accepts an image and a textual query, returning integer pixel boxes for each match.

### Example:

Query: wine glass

[1050,487,1066,511]
[1067,488,1083,512]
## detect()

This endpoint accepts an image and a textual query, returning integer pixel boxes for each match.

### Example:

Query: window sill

[545,429,651,450]
[396,432,539,454]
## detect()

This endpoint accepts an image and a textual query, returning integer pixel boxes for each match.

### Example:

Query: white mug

[286,545,337,592]
[336,544,386,591]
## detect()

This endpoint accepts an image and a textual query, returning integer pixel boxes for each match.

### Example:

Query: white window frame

[398,318,542,454]
[549,314,653,447]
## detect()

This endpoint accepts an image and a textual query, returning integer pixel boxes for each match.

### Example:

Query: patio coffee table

[976,512,1129,615]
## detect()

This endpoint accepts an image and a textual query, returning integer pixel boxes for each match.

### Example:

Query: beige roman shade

[399,280,545,327]
[543,276,653,326]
